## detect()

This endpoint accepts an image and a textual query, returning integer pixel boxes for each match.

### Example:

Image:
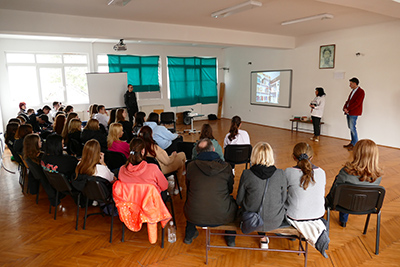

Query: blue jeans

[346,115,358,145]
[339,212,349,223]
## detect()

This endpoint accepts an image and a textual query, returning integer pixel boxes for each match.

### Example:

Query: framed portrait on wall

[319,44,335,69]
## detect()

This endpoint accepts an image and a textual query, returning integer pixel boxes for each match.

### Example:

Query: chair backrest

[8,144,23,165]
[224,144,252,165]
[160,112,175,123]
[82,179,111,203]
[177,141,195,160]
[43,170,73,193]
[25,157,47,181]
[145,156,162,170]
[69,138,83,157]
[105,150,127,170]
[332,184,386,215]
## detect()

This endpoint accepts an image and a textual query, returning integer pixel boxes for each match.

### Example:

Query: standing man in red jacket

[343,77,365,151]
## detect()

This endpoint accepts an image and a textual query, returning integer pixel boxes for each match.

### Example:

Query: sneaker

[310,136,315,141]
[184,229,199,244]
[174,187,182,195]
[260,237,269,249]
[167,175,175,181]
[92,200,98,207]
[225,237,236,247]
[314,136,319,142]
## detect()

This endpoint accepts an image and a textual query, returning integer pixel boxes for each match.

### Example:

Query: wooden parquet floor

[1,118,400,267]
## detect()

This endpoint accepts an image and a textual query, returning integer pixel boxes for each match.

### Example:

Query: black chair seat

[105,150,127,171]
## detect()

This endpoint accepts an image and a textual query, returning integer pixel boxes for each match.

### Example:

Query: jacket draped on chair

[112,181,171,244]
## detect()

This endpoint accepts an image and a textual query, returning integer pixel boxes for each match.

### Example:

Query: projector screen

[250,69,292,108]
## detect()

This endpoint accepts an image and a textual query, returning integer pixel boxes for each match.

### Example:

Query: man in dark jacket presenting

[124,84,139,123]
[184,138,237,246]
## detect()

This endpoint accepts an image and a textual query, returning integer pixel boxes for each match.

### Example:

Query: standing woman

[326,139,382,227]
[236,142,287,249]
[223,115,250,148]
[310,87,326,142]
[116,108,134,142]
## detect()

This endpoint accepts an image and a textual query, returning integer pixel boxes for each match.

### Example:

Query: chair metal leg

[83,197,89,229]
[54,190,59,220]
[109,205,114,243]
[174,174,182,199]
[376,211,381,255]
[49,203,52,214]
[206,228,210,265]
[161,225,165,248]
[122,223,125,242]
[169,197,176,227]
[75,193,80,230]
[363,214,371,234]
[326,207,330,236]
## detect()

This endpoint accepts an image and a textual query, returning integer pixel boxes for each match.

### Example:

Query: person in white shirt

[223,115,250,148]
[94,105,110,131]
[309,87,326,142]
[49,101,61,123]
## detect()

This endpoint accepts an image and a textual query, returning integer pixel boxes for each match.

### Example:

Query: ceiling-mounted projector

[113,39,127,51]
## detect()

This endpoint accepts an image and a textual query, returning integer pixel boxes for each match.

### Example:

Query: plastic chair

[177,141,195,160]
[326,184,385,255]
[81,179,115,243]
[43,170,81,229]
[146,156,182,199]
[224,144,252,169]
[160,112,176,133]
[105,150,127,171]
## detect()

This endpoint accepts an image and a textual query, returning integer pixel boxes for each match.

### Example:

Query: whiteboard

[86,72,127,108]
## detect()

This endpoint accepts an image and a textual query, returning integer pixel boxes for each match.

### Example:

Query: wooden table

[290,119,324,132]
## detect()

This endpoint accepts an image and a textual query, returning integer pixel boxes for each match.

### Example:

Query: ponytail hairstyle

[228,115,241,141]
[126,138,145,166]
[138,126,156,157]
[293,142,315,190]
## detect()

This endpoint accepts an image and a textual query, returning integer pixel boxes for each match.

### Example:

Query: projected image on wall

[256,72,280,104]
[250,69,292,108]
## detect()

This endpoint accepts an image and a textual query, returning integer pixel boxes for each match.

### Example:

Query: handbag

[240,179,270,234]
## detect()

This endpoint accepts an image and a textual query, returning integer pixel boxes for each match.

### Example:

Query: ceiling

[0,0,399,38]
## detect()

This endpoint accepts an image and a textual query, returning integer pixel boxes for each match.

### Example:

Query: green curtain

[167,57,217,107]
[108,55,160,92]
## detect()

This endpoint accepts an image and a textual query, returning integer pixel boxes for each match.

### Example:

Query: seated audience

[192,124,224,160]
[88,104,98,119]
[223,115,250,148]
[284,142,329,257]
[36,105,51,118]
[67,118,83,156]
[61,112,79,142]
[108,109,117,127]
[81,119,107,152]
[27,109,35,116]
[133,111,146,135]
[64,105,74,114]
[41,133,79,181]
[184,138,237,246]
[13,124,33,154]
[144,112,182,155]
[18,102,26,116]
[17,115,27,125]
[107,123,130,158]
[49,101,61,122]
[5,122,19,148]
[118,138,168,200]
[326,139,382,227]
[139,126,186,195]
[94,104,110,131]
[116,108,134,142]
[23,133,58,206]
[53,114,66,135]
[236,142,288,249]
[38,114,52,132]
[75,139,114,183]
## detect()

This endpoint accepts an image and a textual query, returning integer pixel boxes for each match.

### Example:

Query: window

[6,53,90,106]
[108,55,160,92]
[167,57,218,107]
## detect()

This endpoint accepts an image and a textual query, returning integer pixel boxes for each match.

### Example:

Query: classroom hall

[1,1,400,266]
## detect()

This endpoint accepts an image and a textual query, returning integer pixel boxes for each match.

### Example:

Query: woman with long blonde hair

[61,112,78,140]
[75,139,114,183]
[285,142,326,220]
[326,139,382,227]
[236,142,287,249]
[107,123,130,158]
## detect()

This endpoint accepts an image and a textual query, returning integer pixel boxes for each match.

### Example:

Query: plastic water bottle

[167,221,176,243]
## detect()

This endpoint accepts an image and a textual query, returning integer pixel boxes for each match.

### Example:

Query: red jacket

[343,87,365,116]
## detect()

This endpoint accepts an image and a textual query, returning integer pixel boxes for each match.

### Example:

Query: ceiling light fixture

[281,13,334,26]
[211,0,262,18]
[107,0,131,6]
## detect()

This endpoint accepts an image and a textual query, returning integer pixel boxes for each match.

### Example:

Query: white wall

[223,21,400,148]
[0,38,225,127]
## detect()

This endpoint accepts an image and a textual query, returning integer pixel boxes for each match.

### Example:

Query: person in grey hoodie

[236,142,288,249]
